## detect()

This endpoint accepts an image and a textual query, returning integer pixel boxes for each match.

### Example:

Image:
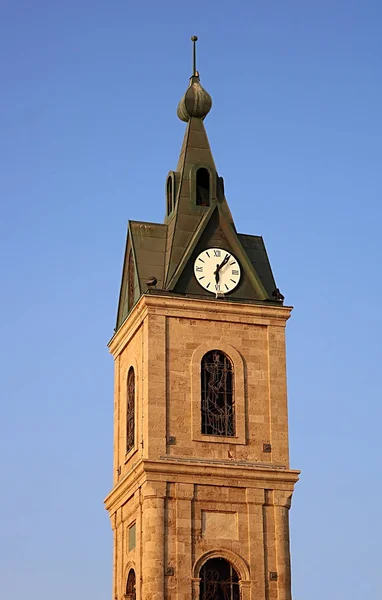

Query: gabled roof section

[164,117,218,286]
[168,202,272,302]
[166,199,218,290]
[237,234,277,298]
[114,39,283,330]
[162,111,277,302]
[116,221,167,330]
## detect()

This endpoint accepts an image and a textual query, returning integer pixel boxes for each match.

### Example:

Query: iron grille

[200,558,240,600]
[201,351,235,436]
[125,568,136,600]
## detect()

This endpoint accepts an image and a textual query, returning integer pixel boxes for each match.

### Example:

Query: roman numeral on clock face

[196,266,203,272]
[213,250,221,257]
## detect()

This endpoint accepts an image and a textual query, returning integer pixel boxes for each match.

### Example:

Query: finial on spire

[191,35,198,76]
[177,35,212,122]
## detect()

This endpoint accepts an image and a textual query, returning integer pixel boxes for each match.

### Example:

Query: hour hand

[215,268,220,284]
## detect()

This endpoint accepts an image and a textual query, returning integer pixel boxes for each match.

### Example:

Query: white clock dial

[194,248,241,294]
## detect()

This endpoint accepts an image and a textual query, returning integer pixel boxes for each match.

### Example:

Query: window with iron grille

[200,557,240,600]
[126,367,135,453]
[125,568,136,600]
[201,350,235,436]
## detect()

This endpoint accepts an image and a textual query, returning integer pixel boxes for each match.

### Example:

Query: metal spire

[177,35,211,121]
[191,35,198,76]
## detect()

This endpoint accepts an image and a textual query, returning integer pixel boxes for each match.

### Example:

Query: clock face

[194,248,241,294]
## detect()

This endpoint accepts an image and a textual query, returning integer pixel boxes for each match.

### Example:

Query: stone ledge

[108,293,292,356]
[104,457,300,516]
[159,454,287,469]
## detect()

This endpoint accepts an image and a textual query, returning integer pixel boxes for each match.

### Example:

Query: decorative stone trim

[121,562,136,598]
[239,579,252,600]
[108,294,292,356]
[193,548,250,581]
[191,341,246,445]
[191,577,201,600]
[274,490,293,508]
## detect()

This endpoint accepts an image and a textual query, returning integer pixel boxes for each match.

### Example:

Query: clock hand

[217,253,230,272]
[214,254,230,285]
[215,266,220,284]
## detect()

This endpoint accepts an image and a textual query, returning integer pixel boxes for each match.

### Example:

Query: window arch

[196,168,210,206]
[201,350,235,436]
[127,250,135,312]
[125,568,136,600]
[200,557,240,600]
[167,175,173,215]
[126,367,135,453]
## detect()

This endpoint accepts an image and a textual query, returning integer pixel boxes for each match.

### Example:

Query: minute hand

[217,254,230,271]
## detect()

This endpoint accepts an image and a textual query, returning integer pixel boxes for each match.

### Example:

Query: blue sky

[1,1,381,598]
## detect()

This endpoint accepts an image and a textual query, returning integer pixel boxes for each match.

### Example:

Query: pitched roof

[237,234,276,298]
[164,117,217,286]
[116,221,167,329]
[114,72,282,330]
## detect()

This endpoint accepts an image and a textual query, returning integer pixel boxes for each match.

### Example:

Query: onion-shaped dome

[177,73,212,122]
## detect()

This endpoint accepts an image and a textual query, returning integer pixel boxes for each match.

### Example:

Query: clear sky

[1,1,381,598]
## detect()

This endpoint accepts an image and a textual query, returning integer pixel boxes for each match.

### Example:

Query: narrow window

[201,350,235,436]
[126,367,135,453]
[126,569,136,600]
[200,557,240,600]
[128,250,134,312]
[128,523,136,551]
[196,168,210,206]
[167,176,173,215]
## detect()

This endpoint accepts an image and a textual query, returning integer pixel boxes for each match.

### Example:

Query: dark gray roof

[237,234,276,298]
[115,114,280,331]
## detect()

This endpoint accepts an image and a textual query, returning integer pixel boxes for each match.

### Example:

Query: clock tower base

[105,294,299,600]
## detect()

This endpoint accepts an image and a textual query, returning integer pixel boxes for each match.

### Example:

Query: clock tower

[105,37,299,600]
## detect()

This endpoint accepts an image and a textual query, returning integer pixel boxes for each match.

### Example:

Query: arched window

[196,168,210,206]
[125,569,136,600]
[201,350,235,436]
[200,557,240,600]
[167,176,173,215]
[126,367,135,453]
[128,250,135,312]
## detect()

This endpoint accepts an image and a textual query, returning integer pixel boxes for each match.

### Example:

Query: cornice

[104,457,300,516]
[108,294,292,356]
[104,459,146,515]
[108,297,148,356]
[144,457,300,485]
[143,294,292,323]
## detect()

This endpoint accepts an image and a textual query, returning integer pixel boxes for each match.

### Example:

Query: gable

[130,221,167,292]
[116,234,140,330]
[116,221,167,330]
[173,208,276,301]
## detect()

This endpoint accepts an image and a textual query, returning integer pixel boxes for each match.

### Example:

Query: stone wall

[105,295,299,600]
